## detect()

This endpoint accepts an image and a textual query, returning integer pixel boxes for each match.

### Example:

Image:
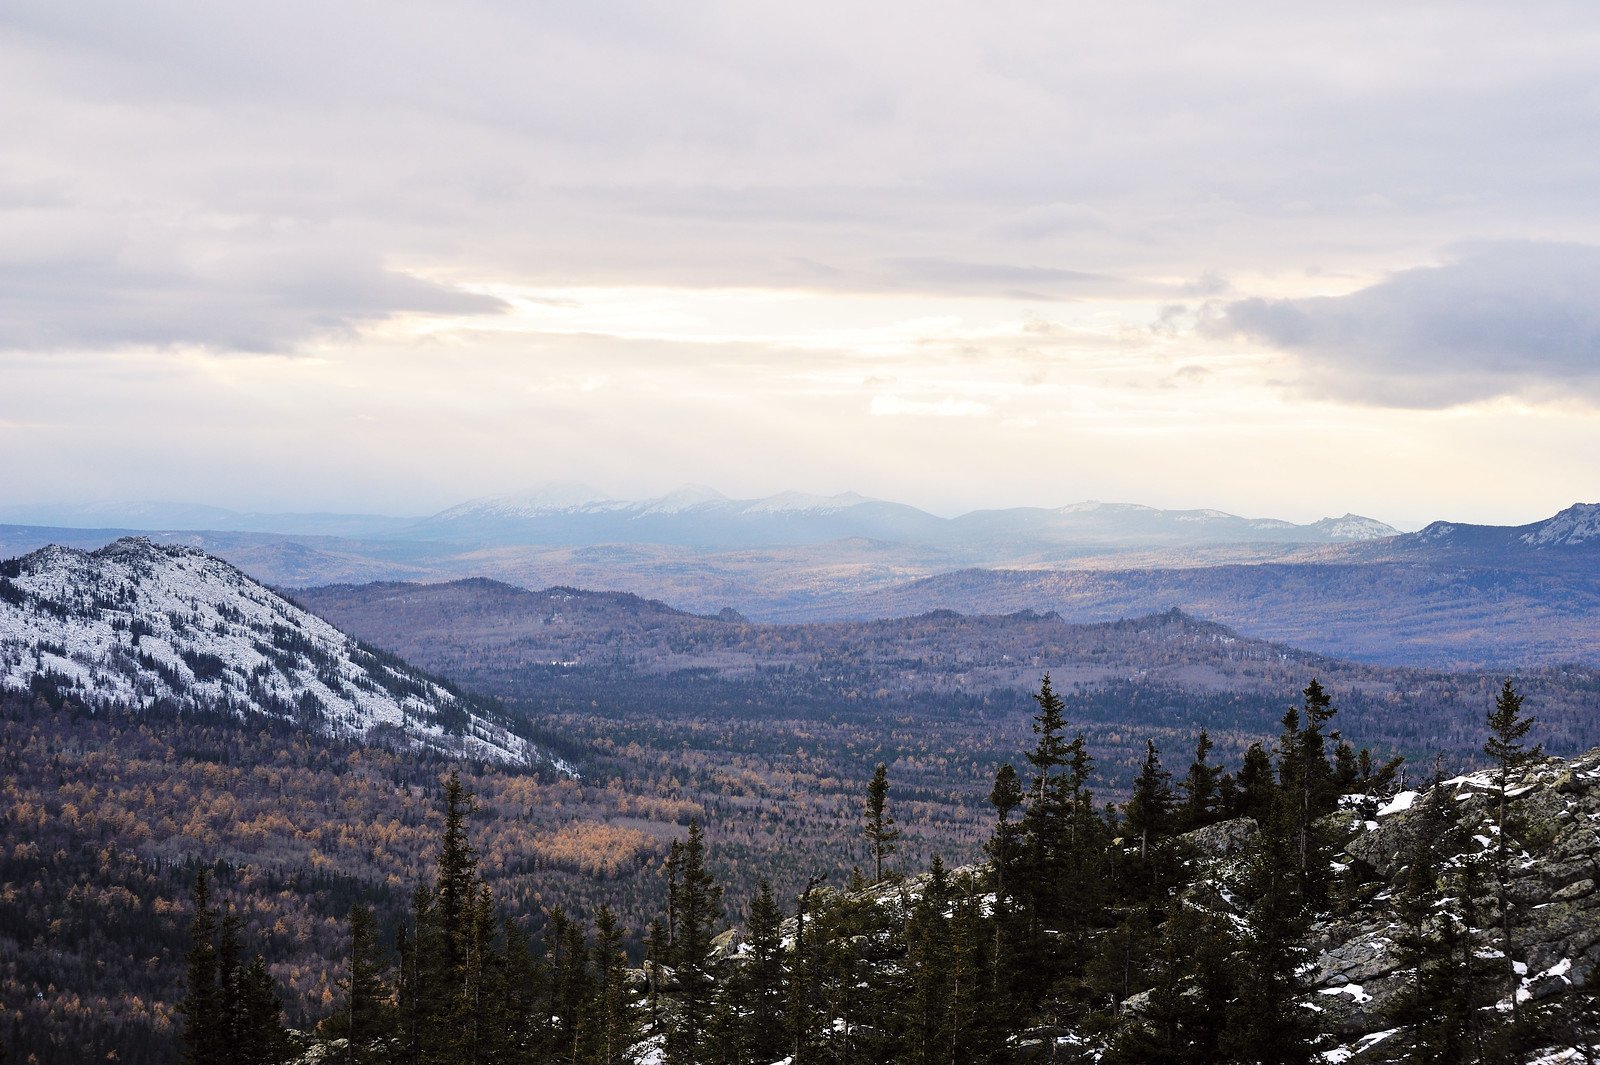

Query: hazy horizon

[4,4,1598,531]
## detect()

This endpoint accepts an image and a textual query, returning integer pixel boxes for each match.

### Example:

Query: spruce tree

[787,875,827,1064]
[667,820,723,1064]
[179,868,224,1065]
[1485,677,1541,1026]
[1386,772,1479,1064]
[899,856,954,1065]
[743,880,786,1064]
[985,762,1026,1013]
[1275,679,1341,908]
[334,903,391,1061]
[592,906,638,1065]
[864,761,901,883]
[1233,741,1277,821]
[1178,729,1223,831]
[1125,739,1174,865]
[218,909,245,1052]
[236,955,289,1065]
[435,771,479,974]
[1221,829,1313,1065]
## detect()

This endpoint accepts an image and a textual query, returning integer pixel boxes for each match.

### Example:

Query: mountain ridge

[0,537,559,770]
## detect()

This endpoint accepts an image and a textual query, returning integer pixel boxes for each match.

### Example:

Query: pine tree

[592,906,638,1065]
[1178,729,1223,831]
[742,881,786,1064]
[1125,739,1174,865]
[864,761,902,883]
[666,820,723,1064]
[1221,829,1313,1065]
[1485,677,1541,1027]
[180,868,224,1065]
[330,904,391,1062]
[236,955,289,1065]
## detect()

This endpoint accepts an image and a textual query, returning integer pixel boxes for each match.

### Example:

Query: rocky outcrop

[1305,748,1600,1054]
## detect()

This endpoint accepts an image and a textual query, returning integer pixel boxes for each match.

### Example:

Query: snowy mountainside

[0,538,551,768]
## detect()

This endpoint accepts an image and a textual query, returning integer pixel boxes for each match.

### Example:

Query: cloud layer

[3,2,1599,523]
[1209,242,1600,406]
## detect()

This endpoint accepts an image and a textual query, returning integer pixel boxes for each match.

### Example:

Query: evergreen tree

[946,876,997,1065]
[864,761,902,883]
[667,820,723,1064]
[218,909,245,1052]
[1275,679,1341,908]
[1485,677,1541,1027]
[1222,829,1313,1065]
[591,906,636,1065]
[899,857,953,1065]
[985,762,1026,1016]
[331,903,391,1062]
[644,918,669,1035]
[787,875,828,1065]
[236,955,290,1065]
[1386,772,1480,1064]
[179,868,224,1065]
[1105,899,1236,1065]
[1233,741,1277,821]
[742,880,786,1064]
[1125,739,1174,865]
[1178,729,1223,831]
[435,771,479,974]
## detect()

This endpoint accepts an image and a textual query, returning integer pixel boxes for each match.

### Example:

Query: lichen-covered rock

[1305,745,1600,1054]
[1181,815,1258,859]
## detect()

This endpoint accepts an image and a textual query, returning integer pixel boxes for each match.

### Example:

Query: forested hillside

[18,677,1598,1063]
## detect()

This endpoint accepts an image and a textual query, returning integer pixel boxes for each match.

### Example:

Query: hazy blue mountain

[0,501,420,538]
[405,485,956,547]
[0,487,1401,554]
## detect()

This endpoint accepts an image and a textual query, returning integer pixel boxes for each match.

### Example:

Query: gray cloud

[1208,242,1600,407]
[0,237,507,353]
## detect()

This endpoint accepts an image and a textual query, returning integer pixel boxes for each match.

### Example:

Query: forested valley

[9,674,1600,1063]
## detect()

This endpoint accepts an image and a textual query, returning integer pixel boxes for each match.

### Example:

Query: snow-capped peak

[1310,513,1399,541]
[638,484,730,514]
[738,490,875,514]
[1519,502,1600,547]
[0,539,556,769]
[432,482,623,519]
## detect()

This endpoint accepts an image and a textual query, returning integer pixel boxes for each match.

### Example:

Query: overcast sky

[3,1,1599,527]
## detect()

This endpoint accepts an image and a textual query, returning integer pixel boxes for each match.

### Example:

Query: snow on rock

[0,538,555,769]
[1376,790,1418,817]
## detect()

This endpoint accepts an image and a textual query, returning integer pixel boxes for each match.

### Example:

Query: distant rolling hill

[293,576,1600,770]
[3,500,1595,670]
[811,504,1600,667]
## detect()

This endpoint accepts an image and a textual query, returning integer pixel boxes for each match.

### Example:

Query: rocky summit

[0,537,555,768]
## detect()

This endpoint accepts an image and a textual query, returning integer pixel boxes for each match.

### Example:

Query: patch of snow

[1377,791,1418,817]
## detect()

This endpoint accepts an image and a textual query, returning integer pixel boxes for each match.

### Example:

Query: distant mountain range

[0,485,1399,553]
[1,500,1595,670]
[0,538,558,768]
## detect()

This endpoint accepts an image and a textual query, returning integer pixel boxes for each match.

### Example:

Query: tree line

[175,675,1590,1064]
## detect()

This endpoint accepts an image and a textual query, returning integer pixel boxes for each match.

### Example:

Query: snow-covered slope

[0,538,552,768]
[1519,502,1600,547]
